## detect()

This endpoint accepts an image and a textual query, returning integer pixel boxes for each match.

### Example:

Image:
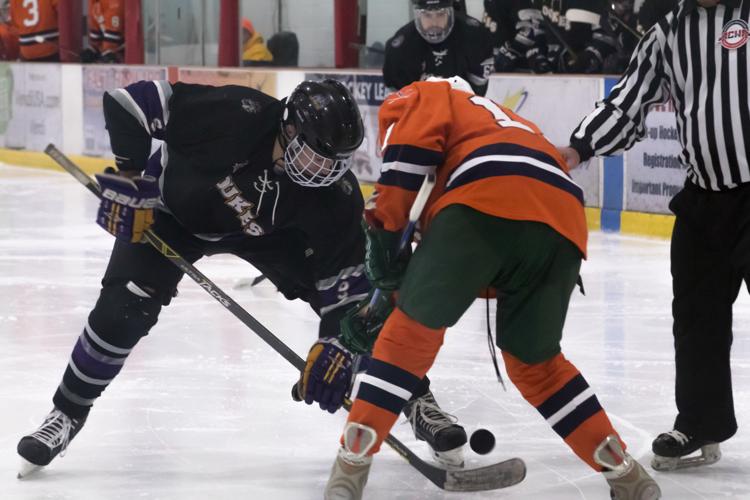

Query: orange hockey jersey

[0,23,19,60]
[10,0,58,61]
[372,80,587,257]
[88,0,124,60]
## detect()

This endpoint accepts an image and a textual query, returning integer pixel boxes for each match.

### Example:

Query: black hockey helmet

[412,0,455,44]
[280,79,364,187]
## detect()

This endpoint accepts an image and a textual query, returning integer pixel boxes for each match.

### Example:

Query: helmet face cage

[283,134,351,187]
[280,79,363,188]
[414,6,454,44]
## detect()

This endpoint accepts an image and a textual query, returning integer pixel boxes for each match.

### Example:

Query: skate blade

[17,459,42,479]
[431,445,465,469]
[651,444,721,471]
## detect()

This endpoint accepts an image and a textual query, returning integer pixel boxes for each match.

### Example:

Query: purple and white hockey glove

[297,337,354,413]
[95,172,160,243]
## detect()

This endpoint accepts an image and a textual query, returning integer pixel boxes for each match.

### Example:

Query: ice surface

[1,164,748,499]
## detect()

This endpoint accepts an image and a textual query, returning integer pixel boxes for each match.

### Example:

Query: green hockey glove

[363,220,411,291]
[339,290,395,354]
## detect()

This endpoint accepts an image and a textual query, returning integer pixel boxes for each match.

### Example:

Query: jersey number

[22,0,40,27]
[469,96,534,133]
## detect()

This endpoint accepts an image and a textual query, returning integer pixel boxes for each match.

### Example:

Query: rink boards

[0,63,677,238]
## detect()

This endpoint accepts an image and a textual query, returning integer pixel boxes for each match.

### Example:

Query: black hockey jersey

[102,80,369,337]
[532,0,608,71]
[483,0,536,50]
[383,13,495,96]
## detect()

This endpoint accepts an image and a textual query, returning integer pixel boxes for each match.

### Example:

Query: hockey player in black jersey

[16,79,467,477]
[383,0,495,96]
[484,0,553,73]
[533,0,610,73]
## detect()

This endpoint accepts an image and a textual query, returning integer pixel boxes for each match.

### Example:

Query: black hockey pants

[669,180,750,442]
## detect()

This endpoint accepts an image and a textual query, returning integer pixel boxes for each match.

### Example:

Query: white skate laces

[29,410,74,457]
[405,394,465,468]
[664,430,689,446]
[406,396,459,436]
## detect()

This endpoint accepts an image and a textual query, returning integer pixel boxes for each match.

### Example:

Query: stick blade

[443,457,526,492]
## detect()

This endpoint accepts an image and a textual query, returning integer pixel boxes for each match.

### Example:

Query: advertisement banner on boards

[623,100,685,214]
[0,63,62,151]
[177,67,277,96]
[82,65,167,157]
[305,72,390,183]
[486,75,602,207]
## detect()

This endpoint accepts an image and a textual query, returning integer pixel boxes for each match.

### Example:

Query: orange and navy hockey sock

[346,308,446,454]
[503,351,623,470]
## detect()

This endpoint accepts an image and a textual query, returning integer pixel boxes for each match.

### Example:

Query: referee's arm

[567,21,671,163]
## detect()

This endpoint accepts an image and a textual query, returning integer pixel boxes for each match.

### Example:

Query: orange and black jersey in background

[370,80,587,257]
[88,0,124,59]
[0,22,19,60]
[10,0,58,61]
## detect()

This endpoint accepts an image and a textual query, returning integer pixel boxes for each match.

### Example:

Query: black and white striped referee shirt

[570,0,750,191]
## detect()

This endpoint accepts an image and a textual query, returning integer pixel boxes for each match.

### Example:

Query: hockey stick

[540,15,579,64]
[369,173,436,308]
[46,144,526,492]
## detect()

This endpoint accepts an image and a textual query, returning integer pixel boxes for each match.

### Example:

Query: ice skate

[324,423,375,500]
[651,430,720,471]
[403,389,467,468]
[17,408,86,478]
[595,434,661,500]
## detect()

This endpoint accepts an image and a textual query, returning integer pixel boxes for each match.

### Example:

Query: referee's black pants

[669,180,750,442]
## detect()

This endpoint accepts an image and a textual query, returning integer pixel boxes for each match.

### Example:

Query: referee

[558,0,750,473]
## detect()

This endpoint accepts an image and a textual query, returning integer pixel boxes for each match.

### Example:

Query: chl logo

[216,176,264,236]
[719,19,749,49]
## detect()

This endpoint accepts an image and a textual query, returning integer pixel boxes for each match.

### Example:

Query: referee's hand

[557,146,581,170]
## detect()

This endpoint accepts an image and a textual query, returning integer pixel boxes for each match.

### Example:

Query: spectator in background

[383,0,494,96]
[266,31,299,67]
[9,0,59,62]
[532,0,610,73]
[581,0,642,74]
[241,18,273,67]
[637,0,679,32]
[0,0,19,61]
[82,0,124,63]
[484,0,552,73]
[577,0,679,74]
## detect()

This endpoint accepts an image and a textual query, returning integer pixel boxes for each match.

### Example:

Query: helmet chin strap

[273,133,287,171]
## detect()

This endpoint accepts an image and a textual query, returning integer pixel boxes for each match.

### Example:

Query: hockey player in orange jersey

[304,76,661,500]
[9,0,58,61]
[0,22,19,60]
[0,0,19,60]
[82,0,124,63]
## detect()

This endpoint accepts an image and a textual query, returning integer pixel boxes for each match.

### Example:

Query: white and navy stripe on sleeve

[106,80,173,141]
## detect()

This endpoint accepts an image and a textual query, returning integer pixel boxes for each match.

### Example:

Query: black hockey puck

[470,428,496,455]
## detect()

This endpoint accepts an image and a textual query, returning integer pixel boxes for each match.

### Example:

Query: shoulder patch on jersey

[466,17,480,27]
[390,34,405,48]
[241,98,260,114]
[337,177,354,195]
